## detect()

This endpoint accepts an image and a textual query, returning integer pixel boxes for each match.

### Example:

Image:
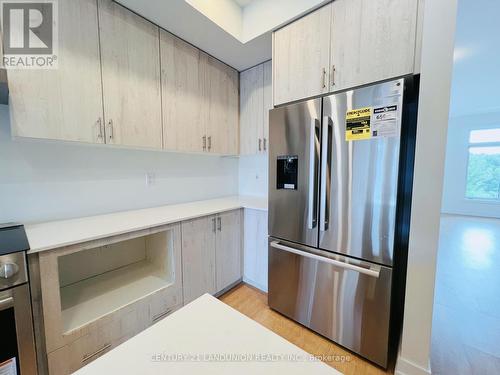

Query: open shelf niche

[58,230,175,334]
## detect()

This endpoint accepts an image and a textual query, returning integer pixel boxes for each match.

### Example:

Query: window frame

[464,128,500,201]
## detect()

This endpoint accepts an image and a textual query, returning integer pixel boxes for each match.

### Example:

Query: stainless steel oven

[0,225,37,375]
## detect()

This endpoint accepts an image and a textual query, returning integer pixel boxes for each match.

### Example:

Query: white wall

[448,0,500,117]
[440,0,500,218]
[0,105,239,223]
[238,154,268,197]
[442,112,500,218]
[395,0,458,374]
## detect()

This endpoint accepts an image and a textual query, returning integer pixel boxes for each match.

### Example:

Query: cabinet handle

[152,308,173,323]
[263,138,267,151]
[202,136,207,151]
[212,217,216,233]
[331,65,336,88]
[208,136,212,151]
[82,343,111,363]
[96,118,103,140]
[322,67,327,89]
[258,138,262,152]
[217,217,222,232]
[107,119,114,141]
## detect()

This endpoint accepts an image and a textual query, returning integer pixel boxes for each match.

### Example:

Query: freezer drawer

[268,238,392,368]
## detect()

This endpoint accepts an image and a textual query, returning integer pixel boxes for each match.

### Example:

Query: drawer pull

[82,343,111,363]
[152,308,173,323]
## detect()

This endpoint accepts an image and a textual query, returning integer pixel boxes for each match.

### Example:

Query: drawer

[149,284,182,324]
[268,239,393,367]
[48,324,122,375]
[47,298,150,374]
[47,287,181,374]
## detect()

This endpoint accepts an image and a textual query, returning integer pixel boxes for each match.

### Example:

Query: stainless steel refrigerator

[268,77,419,368]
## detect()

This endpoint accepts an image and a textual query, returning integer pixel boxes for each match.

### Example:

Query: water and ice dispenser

[276,155,298,190]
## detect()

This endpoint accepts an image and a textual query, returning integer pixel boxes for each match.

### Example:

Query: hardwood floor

[219,283,392,375]
[431,215,500,375]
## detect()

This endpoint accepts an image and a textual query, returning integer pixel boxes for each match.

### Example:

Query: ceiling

[449,0,500,117]
[233,0,254,8]
[115,0,327,71]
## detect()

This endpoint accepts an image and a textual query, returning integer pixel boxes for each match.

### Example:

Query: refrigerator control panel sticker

[346,107,372,141]
[371,105,399,138]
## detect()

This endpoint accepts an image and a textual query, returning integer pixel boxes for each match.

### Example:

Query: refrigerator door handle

[307,118,320,229]
[320,116,332,232]
[270,241,381,278]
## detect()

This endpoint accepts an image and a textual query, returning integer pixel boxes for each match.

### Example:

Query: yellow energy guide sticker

[346,107,372,141]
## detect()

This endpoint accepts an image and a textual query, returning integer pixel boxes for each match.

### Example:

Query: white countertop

[73,294,340,375]
[26,196,267,254]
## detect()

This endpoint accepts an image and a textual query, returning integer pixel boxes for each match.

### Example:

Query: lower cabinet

[243,209,268,292]
[181,215,217,304]
[32,210,243,374]
[182,209,242,304]
[216,210,243,292]
[34,223,183,375]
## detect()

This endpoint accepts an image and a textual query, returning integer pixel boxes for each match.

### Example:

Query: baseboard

[395,356,431,375]
[215,279,243,297]
[242,277,267,293]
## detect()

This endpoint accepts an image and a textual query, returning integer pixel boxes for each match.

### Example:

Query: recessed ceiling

[116,0,328,71]
[233,0,254,8]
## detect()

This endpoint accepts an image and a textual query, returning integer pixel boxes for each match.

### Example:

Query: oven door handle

[0,296,14,311]
[270,241,380,278]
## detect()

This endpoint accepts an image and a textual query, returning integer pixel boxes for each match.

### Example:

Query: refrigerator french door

[268,77,418,368]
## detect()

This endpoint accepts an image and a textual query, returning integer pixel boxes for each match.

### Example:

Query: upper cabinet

[239,60,272,155]
[273,0,419,106]
[273,5,332,106]
[161,30,205,153]
[204,54,239,155]
[262,60,272,150]
[240,64,264,155]
[9,0,104,143]
[160,33,239,155]
[330,0,418,92]
[8,0,239,155]
[98,0,162,149]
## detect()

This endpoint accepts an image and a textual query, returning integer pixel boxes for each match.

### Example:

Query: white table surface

[73,294,341,375]
[26,195,267,254]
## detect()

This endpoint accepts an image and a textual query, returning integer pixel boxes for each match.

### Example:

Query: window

[465,128,500,200]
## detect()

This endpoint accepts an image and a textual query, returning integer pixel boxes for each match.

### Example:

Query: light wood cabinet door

[9,0,104,143]
[273,4,331,106]
[98,0,162,149]
[216,210,242,292]
[181,215,216,304]
[262,60,273,153]
[160,30,206,153]
[204,54,239,155]
[240,64,264,155]
[243,209,268,292]
[330,0,418,91]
